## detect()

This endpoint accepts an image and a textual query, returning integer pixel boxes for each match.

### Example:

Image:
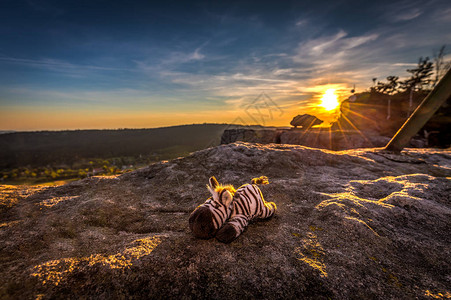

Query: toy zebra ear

[207,176,220,202]
[221,190,233,207]
[209,176,219,188]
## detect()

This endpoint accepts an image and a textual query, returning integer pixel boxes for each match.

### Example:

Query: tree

[399,56,433,116]
[385,76,399,95]
[433,45,451,87]
[373,76,399,94]
[401,56,434,92]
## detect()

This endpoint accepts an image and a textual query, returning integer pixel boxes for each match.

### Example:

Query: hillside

[0,124,228,169]
[1,142,450,299]
[0,124,249,169]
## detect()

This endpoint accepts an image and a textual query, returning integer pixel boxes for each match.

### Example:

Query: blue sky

[0,0,450,130]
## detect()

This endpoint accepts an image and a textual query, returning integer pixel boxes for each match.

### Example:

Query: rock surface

[220,129,279,145]
[221,128,426,150]
[1,142,450,299]
[278,129,393,150]
[331,91,451,148]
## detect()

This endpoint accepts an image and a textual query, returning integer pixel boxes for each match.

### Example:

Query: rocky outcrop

[332,91,451,147]
[221,128,425,150]
[220,129,280,145]
[332,91,426,137]
[1,142,450,299]
[279,129,393,150]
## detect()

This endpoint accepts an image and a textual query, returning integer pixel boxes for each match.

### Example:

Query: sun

[320,89,339,111]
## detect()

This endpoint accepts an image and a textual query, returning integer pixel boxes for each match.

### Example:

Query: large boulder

[1,143,450,299]
[331,91,450,147]
[290,114,323,128]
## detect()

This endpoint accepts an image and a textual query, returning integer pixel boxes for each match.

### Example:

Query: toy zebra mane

[206,176,268,197]
[212,184,236,195]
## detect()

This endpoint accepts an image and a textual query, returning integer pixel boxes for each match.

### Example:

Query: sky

[0,0,450,131]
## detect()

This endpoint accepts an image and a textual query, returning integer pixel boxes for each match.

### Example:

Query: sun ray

[340,113,374,146]
[335,118,352,148]
[343,107,380,125]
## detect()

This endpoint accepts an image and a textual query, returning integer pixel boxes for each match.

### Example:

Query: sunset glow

[0,1,449,130]
[320,89,340,111]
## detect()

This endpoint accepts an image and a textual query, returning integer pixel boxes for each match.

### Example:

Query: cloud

[144,29,386,122]
[162,48,206,64]
[433,6,451,22]
[393,63,418,67]
[295,19,308,27]
[293,30,379,65]
[3,0,450,129]
[381,1,424,23]
[132,44,210,77]
[0,87,161,106]
[189,48,205,60]
[392,8,422,22]
[0,56,130,73]
[156,42,208,66]
[291,30,380,86]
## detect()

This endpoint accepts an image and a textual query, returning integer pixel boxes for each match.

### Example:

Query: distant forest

[0,124,253,169]
[0,124,267,183]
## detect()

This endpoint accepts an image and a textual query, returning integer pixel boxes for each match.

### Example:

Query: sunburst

[320,89,340,111]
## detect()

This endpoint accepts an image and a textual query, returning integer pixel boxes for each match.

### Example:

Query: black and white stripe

[202,198,233,230]
[225,184,276,238]
[190,176,277,242]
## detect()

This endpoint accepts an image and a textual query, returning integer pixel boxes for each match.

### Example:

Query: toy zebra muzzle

[189,176,277,243]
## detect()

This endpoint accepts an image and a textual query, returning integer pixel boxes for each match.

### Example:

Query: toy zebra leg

[258,199,277,219]
[251,178,277,220]
[216,215,250,244]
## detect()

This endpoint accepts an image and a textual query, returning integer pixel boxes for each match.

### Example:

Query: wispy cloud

[160,47,206,65]
[393,63,418,67]
[433,6,451,22]
[0,56,130,72]
[295,19,308,27]
[1,0,450,130]
[392,8,422,22]
[381,0,424,23]
[288,30,383,91]
[293,30,379,66]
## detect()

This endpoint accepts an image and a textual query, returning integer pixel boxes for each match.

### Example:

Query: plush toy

[189,176,277,243]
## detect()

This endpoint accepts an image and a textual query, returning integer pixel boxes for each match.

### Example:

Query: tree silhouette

[433,45,451,87]
[374,76,399,94]
[385,76,399,95]
[401,56,434,92]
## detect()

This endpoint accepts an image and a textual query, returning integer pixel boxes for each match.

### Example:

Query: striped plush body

[189,176,277,243]
[217,183,276,242]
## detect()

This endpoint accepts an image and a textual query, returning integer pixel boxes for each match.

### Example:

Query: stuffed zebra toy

[189,176,277,243]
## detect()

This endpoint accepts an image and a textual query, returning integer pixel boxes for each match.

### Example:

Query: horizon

[0,122,286,133]
[1,0,450,131]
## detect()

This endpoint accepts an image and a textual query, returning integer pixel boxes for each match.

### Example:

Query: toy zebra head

[189,176,235,239]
